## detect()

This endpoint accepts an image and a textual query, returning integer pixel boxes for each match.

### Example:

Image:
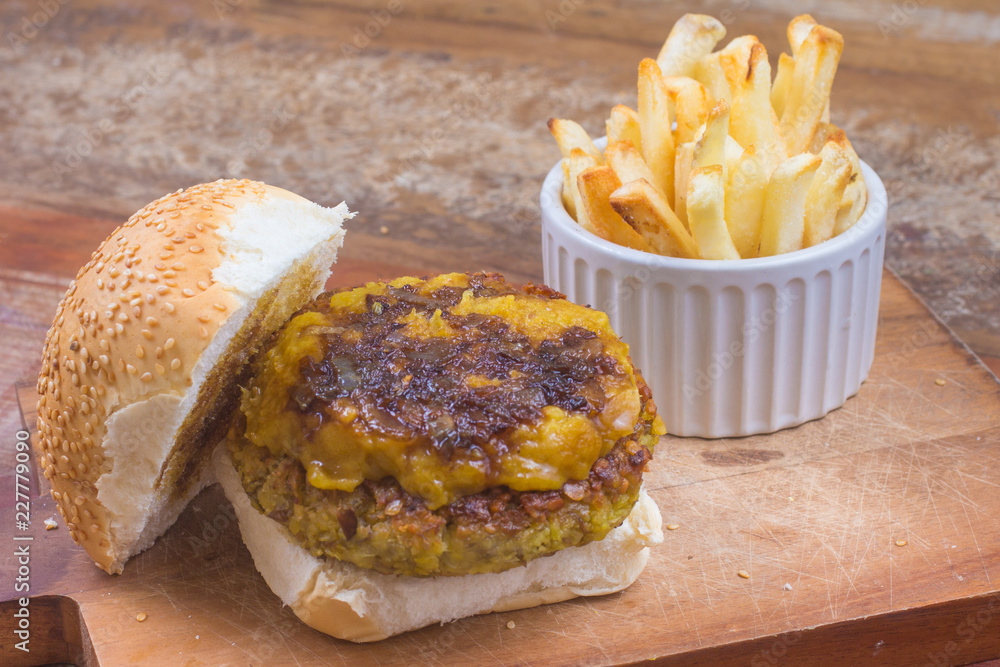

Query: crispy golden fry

[610,179,699,258]
[725,136,745,178]
[673,140,696,228]
[577,167,652,252]
[606,105,642,148]
[693,35,756,105]
[788,14,818,55]
[729,42,787,176]
[834,177,868,236]
[560,159,577,221]
[547,118,604,163]
[686,165,740,260]
[759,153,821,256]
[779,25,844,155]
[803,141,852,247]
[564,149,601,231]
[809,124,866,204]
[725,146,767,258]
[771,52,795,118]
[656,13,726,78]
[693,100,730,175]
[637,58,676,206]
[662,76,710,144]
[605,141,658,189]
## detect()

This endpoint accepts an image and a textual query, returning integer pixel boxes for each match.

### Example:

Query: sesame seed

[145,294,155,304]
[738,570,750,579]
[666,524,680,531]
[189,246,204,253]
[213,303,227,312]
[934,379,946,386]
[164,337,176,350]
[160,252,173,260]
[132,306,141,318]
[172,262,185,270]
[170,359,182,370]
[379,226,389,234]
[146,317,159,327]
[155,364,165,375]
[141,330,153,340]
[130,298,142,307]
[896,539,908,547]
[182,289,195,297]
[164,302,175,313]
[126,364,137,375]
[136,613,147,622]
[136,345,145,358]
[156,286,169,295]
[141,373,153,382]
[507,621,516,630]
[197,281,209,291]
[117,313,129,322]
[197,315,209,323]
[199,327,208,338]
[155,347,163,358]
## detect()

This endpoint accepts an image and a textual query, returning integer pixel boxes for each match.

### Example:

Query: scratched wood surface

[2,265,1000,666]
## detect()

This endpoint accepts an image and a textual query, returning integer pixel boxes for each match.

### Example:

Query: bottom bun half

[212,444,663,642]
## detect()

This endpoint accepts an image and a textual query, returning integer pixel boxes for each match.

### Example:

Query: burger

[35,180,664,643]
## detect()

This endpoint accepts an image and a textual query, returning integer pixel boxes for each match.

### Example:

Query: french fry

[788,14,818,55]
[771,52,795,118]
[610,179,699,258]
[729,42,787,176]
[725,135,745,178]
[673,141,695,228]
[693,35,756,105]
[656,13,726,78]
[605,141,658,188]
[686,165,740,260]
[606,105,642,148]
[547,118,604,163]
[833,178,868,236]
[803,141,852,247]
[779,25,844,155]
[759,153,821,256]
[564,149,601,232]
[577,167,652,252]
[725,146,767,258]
[662,76,710,144]
[561,159,577,221]
[637,58,676,206]
[692,99,730,174]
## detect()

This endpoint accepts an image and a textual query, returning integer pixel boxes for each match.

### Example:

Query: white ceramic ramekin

[540,153,887,438]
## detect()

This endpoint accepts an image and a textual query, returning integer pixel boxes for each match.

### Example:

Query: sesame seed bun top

[35,179,352,572]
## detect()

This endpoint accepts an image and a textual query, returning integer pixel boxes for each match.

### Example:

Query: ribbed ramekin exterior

[541,160,887,438]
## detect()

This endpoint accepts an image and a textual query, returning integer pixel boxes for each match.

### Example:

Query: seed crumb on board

[44,517,58,530]
[379,225,389,234]
[666,524,679,531]
[506,621,516,629]
[738,570,750,579]
[935,378,946,386]
[896,539,908,547]
[782,583,793,591]
[136,612,148,622]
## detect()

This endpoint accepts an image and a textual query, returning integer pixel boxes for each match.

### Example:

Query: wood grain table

[1,1,998,665]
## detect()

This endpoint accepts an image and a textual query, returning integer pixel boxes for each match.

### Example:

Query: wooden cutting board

[2,268,999,667]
